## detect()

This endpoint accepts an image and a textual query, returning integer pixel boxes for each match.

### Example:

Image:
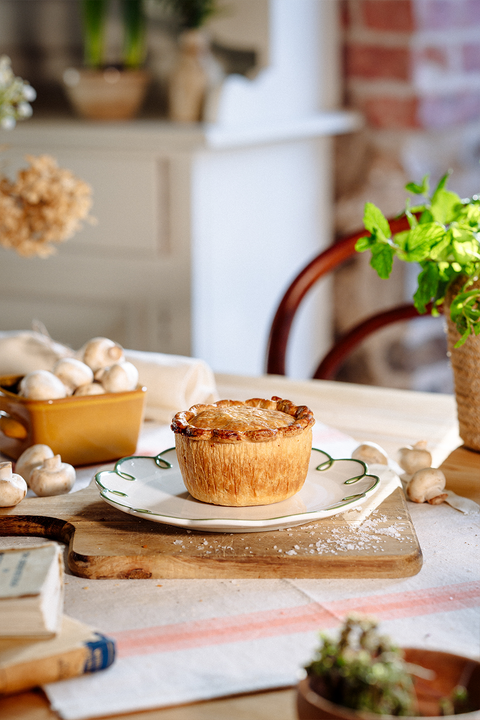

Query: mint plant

[356,173,480,347]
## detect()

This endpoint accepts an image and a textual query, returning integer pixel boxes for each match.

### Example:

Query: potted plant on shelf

[161,0,223,122]
[63,0,150,121]
[297,615,479,719]
[356,173,480,452]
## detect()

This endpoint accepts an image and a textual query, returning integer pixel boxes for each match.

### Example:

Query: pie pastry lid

[171,397,315,507]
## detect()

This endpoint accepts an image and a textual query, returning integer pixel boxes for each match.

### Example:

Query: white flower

[17,102,33,118]
[1,116,16,129]
[23,84,36,101]
[0,56,35,130]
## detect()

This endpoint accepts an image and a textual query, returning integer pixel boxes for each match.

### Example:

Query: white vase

[168,29,223,123]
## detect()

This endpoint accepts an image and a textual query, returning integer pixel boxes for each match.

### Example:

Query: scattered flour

[165,512,411,557]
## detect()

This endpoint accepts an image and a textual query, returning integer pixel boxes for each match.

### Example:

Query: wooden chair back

[266,215,436,380]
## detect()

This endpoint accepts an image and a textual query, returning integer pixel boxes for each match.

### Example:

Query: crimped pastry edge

[171,396,315,443]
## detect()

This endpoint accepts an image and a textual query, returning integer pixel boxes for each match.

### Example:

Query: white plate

[95,448,380,533]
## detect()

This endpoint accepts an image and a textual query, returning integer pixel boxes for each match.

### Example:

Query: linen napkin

[0,328,73,374]
[342,465,402,525]
[124,349,217,422]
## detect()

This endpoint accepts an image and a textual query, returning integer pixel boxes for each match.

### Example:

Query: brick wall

[343,0,480,130]
[334,0,480,392]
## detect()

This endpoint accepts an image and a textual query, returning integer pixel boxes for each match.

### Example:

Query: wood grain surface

[0,479,422,579]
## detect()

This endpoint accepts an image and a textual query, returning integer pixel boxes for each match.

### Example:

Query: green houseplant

[63,0,149,120]
[81,0,147,70]
[356,173,480,451]
[297,616,478,719]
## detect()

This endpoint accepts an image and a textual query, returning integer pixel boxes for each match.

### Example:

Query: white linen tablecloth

[1,403,478,720]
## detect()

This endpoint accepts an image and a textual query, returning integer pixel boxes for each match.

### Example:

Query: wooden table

[1,375,478,720]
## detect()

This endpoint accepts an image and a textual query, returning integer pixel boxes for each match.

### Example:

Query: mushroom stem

[43,455,62,471]
[0,461,13,480]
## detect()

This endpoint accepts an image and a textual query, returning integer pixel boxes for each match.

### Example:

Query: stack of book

[0,542,115,695]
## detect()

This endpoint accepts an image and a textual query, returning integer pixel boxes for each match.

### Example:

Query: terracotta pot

[297,648,480,719]
[63,67,150,121]
[445,276,480,451]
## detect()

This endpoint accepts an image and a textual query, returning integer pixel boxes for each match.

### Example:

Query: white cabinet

[0,0,359,377]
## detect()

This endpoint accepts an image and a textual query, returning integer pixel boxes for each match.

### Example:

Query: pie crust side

[171,397,315,507]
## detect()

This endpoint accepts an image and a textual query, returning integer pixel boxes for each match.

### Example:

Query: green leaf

[432,171,451,196]
[405,174,429,196]
[413,263,439,313]
[370,244,394,279]
[454,329,470,348]
[429,234,452,260]
[419,209,434,223]
[363,203,391,240]
[392,230,409,250]
[399,223,445,263]
[430,188,462,224]
[453,238,480,264]
[355,235,375,252]
[408,222,445,250]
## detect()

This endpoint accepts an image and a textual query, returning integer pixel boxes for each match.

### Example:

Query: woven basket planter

[446,276,480,452]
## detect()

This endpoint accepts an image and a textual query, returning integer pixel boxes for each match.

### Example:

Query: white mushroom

[19,370,67,400]
[351,442,389,466]
[53,357,94,394]
[406,467,448,505]
[15,444,54,484]
[81,337,124,373]
[100,361,139,393]
[0,461,28,507]
[398,441,432,475]
[74,382,106,396]
[28,455,76,497]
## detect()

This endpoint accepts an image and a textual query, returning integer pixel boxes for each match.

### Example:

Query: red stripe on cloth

[113,581,480,658]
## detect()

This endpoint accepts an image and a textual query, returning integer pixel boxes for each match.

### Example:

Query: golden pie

[171,397,315,506]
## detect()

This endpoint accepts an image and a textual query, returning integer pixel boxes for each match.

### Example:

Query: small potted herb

[297,615,478,719]
[356,174,480,451]
[63,0,150,120]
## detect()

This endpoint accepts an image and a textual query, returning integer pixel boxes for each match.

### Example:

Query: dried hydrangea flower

[0,154,93,257]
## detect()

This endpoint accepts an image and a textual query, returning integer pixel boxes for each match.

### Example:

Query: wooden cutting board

[0,480,422,579]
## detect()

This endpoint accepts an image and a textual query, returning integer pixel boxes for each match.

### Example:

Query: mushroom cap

[406,467,446,504]
[74,382,106,396]
[19,370,67,400]
[29,454,76,497]
[81,337,125,373]
[0,462,27,507]
[351,442,388,466]
[15,444,54,484]
[101,361,139,393]
[398,442,432,475]
[53,357,94,391]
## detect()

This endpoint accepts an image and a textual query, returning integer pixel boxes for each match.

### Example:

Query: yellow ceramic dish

[0,375,146,466]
